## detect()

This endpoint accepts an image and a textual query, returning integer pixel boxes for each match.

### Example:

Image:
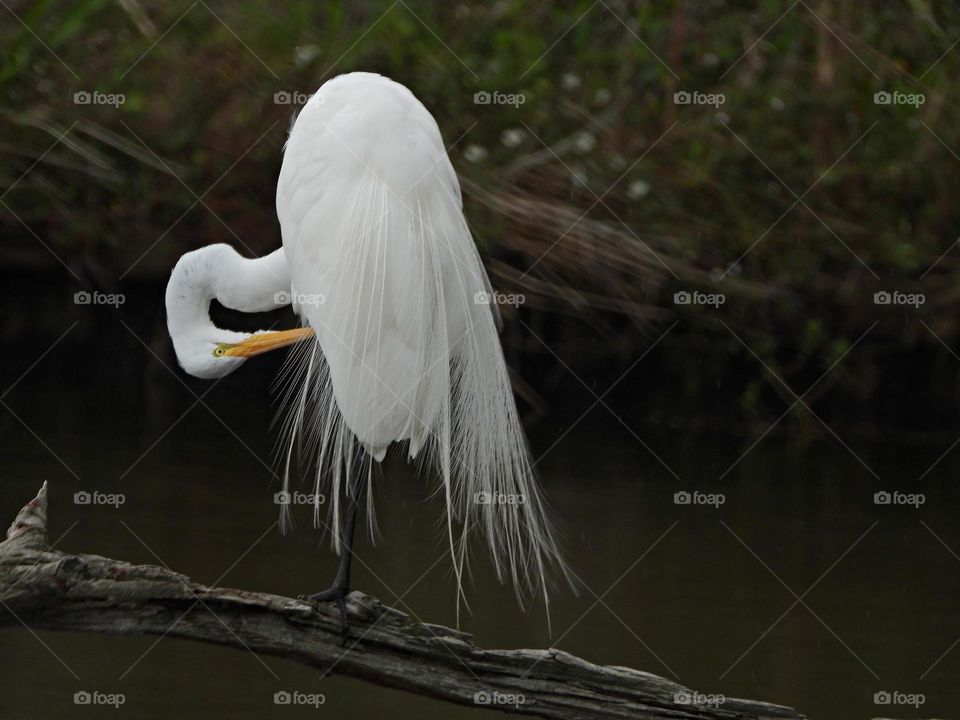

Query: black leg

[309,477,361,643]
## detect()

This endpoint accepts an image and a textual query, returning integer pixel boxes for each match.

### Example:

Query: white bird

[165,72,570,634]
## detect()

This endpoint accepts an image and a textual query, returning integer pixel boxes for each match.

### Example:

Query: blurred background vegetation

[2,0,960,437]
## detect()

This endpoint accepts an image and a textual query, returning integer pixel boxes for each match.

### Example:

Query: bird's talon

[338,596,350,645]
[308,586,351,640]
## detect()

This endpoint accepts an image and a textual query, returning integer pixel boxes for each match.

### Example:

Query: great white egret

[165,72,569,635]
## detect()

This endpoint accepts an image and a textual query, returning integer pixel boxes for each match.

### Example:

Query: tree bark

[0,484,804,720]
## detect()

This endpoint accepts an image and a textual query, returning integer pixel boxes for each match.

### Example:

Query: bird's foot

[309,585,351,644]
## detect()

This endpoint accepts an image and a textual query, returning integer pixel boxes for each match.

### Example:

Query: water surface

[1,374,959,719]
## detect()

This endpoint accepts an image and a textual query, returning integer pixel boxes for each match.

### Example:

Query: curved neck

[165,244,290,343]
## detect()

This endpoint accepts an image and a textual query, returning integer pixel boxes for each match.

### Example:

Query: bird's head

[165,244,314,379]
[171,326,315,379]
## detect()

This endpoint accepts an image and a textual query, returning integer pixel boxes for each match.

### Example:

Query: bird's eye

[213,346,226,357]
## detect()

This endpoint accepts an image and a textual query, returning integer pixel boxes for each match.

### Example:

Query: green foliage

[2,0,960,427]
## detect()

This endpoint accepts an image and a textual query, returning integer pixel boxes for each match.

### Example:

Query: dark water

[2,370,960,719]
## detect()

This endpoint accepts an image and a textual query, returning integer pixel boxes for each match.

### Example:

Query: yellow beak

[222,327,315,358]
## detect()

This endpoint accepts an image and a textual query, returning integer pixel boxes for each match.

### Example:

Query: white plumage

[277,73,462,458]
[167,72,569,617]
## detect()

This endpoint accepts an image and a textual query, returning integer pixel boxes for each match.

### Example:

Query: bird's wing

[277,73,469,455]
[275,74,570,616]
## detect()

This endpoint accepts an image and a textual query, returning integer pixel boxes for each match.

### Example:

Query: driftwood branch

[0,485,804,720]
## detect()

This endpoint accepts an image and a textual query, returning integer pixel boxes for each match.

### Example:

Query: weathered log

[0,484,804,720]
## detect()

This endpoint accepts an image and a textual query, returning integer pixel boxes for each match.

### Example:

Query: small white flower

[770,97,785,111]
[464,144,488,163]
[293,45,320,68]
[561,72,581,91]
[703,53,719,67]
[594,88,612,105]
[500,128,525,148]
[573,131,596,154]
[627,179,650,199]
